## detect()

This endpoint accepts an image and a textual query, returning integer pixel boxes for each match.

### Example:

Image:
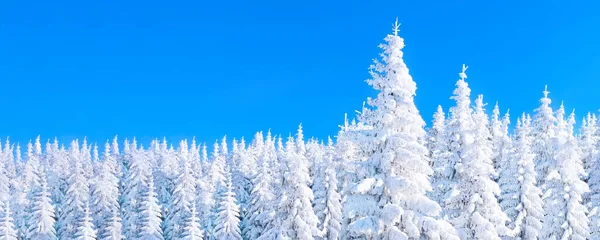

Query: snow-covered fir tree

[73,204,96,240]
[336,114,372,239]
[165,140,198,239]
[532,86,557,189]
[213,169,242,240]
[208,142,228,239]
[319,142,342,240]
[278,136,320,239]
[245,148,278,240]
[491,103,512,181]
[542,106,590,239]
[346,21,457,240]
[427,105,453,207]
[495,108,520,223]
[180,205,204,240]
[137,172,164,240]
[445,67,511,239]
[90,145,121,240]
[0,160,9,211]
[507,114,544,239]
[0,202,18,240]
[26,171,56,240]
[308,139,328,230]
[99,209,123,240]
[231,138,254,236]
[440,67,474,218]
[583,112,600,239]
[58,140,91,239]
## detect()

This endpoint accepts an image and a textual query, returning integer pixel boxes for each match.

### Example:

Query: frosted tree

[221,136,230,165]
[532,86,556,189]
[495,109,520,222]
[583,113,600,239]
[121,141,151,239]
[208,142,228,238]
[440,67,476,219]
[45,139,67,225]
[319,147,342,240]
[446,68,510,239]
[0,164,9,209]
[308,140,328,227]
[165,140,197,239]
[0,171,9,240]
[90,152,121,240]
[2,139,16,181]
[0,202,18,240]
[580,114,598,181]
[80,138,94,178]
[335,114,373,239]
[13,141,43,238]
[427,105,453,207]
[26,171,57,240]
[506,114,544,239]
[542,107,590,239]
[73,205,97,240]
[278,136,320,239]
[209,142,227,192]
[189,138,203,181]
[213,169,242,240]
[153,138,175,213]
[195,149,213,236]
[263,131,279,173]
[491,103,512,180]
[98,209,123,240]
[245,148,278,240]
[23,141,42,192]
[137,173,164,240]
[231,138,253,235]
[58,140,91,239]
[180,205,204,240]
[346,21,458,240]
[296,124,307,156]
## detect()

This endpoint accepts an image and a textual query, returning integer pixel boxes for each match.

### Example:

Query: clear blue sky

[0,0,598,146]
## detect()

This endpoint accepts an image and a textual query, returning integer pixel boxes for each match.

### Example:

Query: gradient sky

[0,0,598,146]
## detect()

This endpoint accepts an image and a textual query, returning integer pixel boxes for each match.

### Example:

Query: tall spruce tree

[0,202,18,240]
[346,21,457,240]
[583,113,600,239]
[278,136,320,240]
[213,169,242,240]
[532,86,556,189]
[26,171,56,240]
[428,105,453,207]
[510,114,544,239]
[542,107,590,239]
[446,68,510,239]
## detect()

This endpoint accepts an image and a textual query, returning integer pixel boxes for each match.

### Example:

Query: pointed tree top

[459,64,468,80]
[344,113,348,128]
[436,105,443,111]
[392,18,400,36]
[543,85,550,98]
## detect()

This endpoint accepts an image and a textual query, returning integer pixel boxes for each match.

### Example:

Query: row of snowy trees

[1,20,599,239]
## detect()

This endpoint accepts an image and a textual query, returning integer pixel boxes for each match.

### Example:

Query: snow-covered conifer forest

[0,20,598,240]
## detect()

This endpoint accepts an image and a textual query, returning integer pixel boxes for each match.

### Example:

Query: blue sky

[0,0,598,146]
